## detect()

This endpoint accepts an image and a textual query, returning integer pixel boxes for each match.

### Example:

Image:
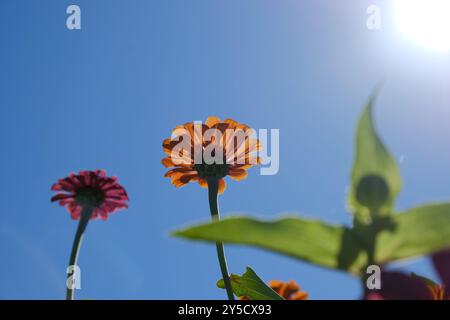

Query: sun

[394,0,450,51]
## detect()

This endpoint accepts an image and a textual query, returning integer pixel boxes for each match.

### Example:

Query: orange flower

[162,116,262,194]
[239,280,308,300]
[428,284,448,300]
[269,280,309,300]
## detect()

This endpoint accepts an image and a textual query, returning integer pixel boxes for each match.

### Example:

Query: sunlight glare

[395,0,450,51]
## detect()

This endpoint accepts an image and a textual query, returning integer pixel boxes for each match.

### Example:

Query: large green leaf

[349,94,402,218]
[376,203,450,263]
[217,267,283,300]
[173,205,450,274]
[173,216,368,274]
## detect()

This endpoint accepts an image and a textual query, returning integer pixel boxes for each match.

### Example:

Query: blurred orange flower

[429,284,448,300]
[162,116,261,194]
[240,280,308,300]
[269,280,308,300]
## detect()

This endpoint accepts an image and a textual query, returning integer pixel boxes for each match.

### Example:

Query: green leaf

[217,267,283,300]
[349,94,402,218]
[173,216,368,274]
[376,203,450,263]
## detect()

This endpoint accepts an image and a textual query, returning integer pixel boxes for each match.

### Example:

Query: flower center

[75,187,105,208]
[194,163,229,179]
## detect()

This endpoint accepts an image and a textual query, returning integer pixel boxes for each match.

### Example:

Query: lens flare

[395,0,450,51]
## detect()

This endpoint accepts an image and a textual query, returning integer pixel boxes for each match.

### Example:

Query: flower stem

[207,177,235,300]
[66,208,92,300]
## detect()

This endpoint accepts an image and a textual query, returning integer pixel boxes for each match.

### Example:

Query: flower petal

[51,170,128,220]
[69,205,82,220]
[218,178,226,194]
[223,118,238,127]
[269,280,308,300]
[165,167,196,178]
[163,138,185,156]
[206,116,221,128]
[228,168,248,181]
[172,172,199,187]
[50,193,73,202]
[180,173,199,183]
[198,178,208,188]
[161,157,176,168]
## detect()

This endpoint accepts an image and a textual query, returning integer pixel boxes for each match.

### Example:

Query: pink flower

[51,170,129,220]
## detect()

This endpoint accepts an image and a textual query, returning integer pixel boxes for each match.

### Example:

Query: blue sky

[1,0,450,299]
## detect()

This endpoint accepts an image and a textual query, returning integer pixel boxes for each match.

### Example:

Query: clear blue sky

[1,0,449,299]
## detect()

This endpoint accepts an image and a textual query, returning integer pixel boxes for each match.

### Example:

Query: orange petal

[228,168,248,181]
[223,118,238,127]
[218,179,226,194]
[232,163,252,170]
[180,173,199,184]
[236,124,253,135]
[277,283,290,298]
[233,139,262,164]
[172,172,199,187]
[205,116,221,128]
[164,167,195,178]
[254,156,263,164]
[250,139,263,152]
[163,135,195,165]
[172,125,190,138]
[198,178,208,188]
[168,147,194,166]
[163,137,194,159]
[162,138,175,155]
[193,123,209,146]
[283,281,301,298]
[172,178,186,187]
[231,156,262,169]
[239,138,261,156]
[224,128,250,155]
[161,157,176,168]
[290,291,308,300]
[212,122,230,134]
[183,122,196,140]
[269,280,301,300]
[269,280,283,290]
[163,138,172,146]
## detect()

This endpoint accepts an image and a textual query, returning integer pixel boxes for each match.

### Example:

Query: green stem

[207,177,235,300]
[66,208,92,300]
[366,210,382,267]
